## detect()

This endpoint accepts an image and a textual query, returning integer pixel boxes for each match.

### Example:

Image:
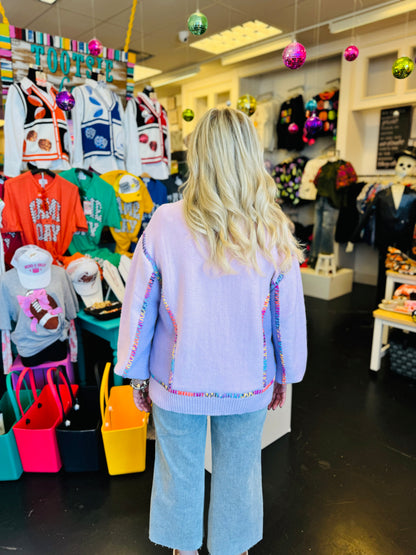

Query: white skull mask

[395,155,416,178]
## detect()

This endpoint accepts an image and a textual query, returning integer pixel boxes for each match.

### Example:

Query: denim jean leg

[149,404,207,551]
[207,408,267,555]
[309,196,324,260]
[320,198,339,254]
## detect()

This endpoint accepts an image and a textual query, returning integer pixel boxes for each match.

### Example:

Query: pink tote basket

[13,366,79,473]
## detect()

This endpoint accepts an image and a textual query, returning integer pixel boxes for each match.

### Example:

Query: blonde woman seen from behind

[115,107,307,555]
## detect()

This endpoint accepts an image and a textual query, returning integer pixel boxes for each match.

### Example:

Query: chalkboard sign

[377,106,412,170]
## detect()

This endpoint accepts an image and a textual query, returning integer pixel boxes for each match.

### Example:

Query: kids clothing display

[272,156,309,206]
[101,170,153,257]
[161,174,184,204]
[305,89,339,138]
[309,159,357,262]
[2,171,88,262]
[60,168,122,267]
[115,201,307,415]
[251,100,278,151]
[276,95,306,151]
[72,79,125,174]
[140,177,168,231]
[4,77,71,177]
[0,264,78,360]
[124,92,170,179]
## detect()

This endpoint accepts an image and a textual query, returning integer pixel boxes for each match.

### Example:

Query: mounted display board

[377,106,412,170]
[0,23,136,110]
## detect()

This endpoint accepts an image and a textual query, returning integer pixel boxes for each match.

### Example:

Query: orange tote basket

[100,362,148,475]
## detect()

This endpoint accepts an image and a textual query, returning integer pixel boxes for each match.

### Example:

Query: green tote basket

[0,370,40,481]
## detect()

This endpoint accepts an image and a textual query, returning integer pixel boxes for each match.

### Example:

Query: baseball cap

[66,257,103,307]
[11,245,53,289]
[117,173,144,202]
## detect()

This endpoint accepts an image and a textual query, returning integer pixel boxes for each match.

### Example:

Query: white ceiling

[2,0,414,75]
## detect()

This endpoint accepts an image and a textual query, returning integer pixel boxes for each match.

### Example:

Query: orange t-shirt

[2,171,88,261]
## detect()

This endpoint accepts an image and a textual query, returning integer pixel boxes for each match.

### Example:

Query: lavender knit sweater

[115,200,307,415]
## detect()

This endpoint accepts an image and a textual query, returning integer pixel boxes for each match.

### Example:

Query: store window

[366,52,397,97]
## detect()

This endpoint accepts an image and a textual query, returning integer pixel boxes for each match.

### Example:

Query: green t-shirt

[61,169,121,266]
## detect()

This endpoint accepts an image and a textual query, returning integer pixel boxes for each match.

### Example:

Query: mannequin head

[394,147,416,179]
[395,155,416,179]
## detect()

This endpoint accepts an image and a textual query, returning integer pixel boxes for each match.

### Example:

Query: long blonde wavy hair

[182,107,304,274]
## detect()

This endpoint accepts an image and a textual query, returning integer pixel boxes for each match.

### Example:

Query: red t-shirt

[2,171,88,261]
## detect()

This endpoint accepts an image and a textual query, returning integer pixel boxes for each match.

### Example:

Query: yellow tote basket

[100,363,149,475]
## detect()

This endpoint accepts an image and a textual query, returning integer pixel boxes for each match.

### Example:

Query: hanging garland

[124,0,138,52]
[0,0,9,24]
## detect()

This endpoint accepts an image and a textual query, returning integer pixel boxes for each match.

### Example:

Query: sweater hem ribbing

[149,378,274,416]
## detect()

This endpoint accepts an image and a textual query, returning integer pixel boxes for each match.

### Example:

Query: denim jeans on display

[309,195,339,260]
[149,404,267,555]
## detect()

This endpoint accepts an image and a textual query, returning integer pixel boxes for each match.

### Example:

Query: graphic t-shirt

[2,171,88,261]
[141,177,168,230]
[101,170,153,257]
[0,265,78,357]
[60,168,121,267]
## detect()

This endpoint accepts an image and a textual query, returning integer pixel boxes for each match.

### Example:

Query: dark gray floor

[1,284,415,554]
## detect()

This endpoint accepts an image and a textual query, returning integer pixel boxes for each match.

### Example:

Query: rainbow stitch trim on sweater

[273,274,286,384]
[161,294,178,390]
[261,294,270,387]
[151,374,274,398]
[123,238,161,377]
[142,233,161,282]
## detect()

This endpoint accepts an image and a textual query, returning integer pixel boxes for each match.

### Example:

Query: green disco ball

[392,56,414,79]
[187,11,208,36]
[237,94,257,116]
[182,108,195,122]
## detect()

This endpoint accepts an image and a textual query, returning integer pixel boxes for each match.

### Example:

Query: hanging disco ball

[392,56,414,79]
[56,90,75,111]
[288,123,299,134]
[282,41,307,70]
[88,38,103,56]
[187,11,208,36]
[344,45,359,62]
[237,94,257,116]
[182,108,195,122]
[304,115,323,136]
[305,99,317,112]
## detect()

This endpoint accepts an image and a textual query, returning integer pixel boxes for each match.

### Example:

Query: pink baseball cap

[11,245,53,289]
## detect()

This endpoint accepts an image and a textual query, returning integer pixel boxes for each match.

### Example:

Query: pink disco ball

[288,123,299,134]
[282,41,307,70]
[56,90,75,111]
[304,115,323,136]
[344,45,359,62]
[88,38,103,56]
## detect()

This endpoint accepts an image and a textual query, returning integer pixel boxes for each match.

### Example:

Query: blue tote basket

[0,370,40,481]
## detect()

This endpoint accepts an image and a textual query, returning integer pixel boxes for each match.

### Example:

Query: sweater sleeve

[114,229,161,379]
[270,258,307,384]
[4,85,26,178]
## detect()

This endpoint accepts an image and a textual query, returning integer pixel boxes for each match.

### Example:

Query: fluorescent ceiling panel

[329,0,416,33]
[221,36,292,66]
[190,20,282,55]
[134,65,162,82]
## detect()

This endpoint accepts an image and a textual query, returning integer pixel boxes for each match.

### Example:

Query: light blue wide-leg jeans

[149,404,267,555]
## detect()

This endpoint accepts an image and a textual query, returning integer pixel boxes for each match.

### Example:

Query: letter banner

[0,24,136,111]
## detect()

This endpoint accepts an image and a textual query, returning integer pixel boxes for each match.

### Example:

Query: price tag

[83,200,93,216]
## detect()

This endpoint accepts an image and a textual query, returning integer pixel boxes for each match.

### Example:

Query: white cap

[11,245,53,289]
[66,257,103,307]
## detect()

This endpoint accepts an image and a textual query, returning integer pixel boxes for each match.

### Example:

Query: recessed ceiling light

[134,65,162,82]
[39,0,57,4]
[190,20,282,55]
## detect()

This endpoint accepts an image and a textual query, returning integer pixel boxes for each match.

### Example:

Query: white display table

[301,267,354,300]
[204,384,292,472]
